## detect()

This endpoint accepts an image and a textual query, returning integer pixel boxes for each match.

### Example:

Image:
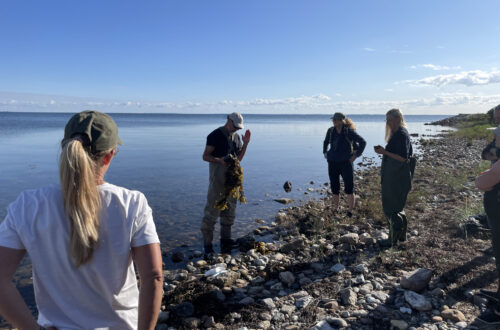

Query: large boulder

[274,198,294,204]
[283,181,292,193]
[400,268,432,292]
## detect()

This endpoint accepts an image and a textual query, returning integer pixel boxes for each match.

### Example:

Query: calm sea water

[0,112,448,250]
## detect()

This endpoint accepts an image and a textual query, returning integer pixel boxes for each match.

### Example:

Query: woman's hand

[374,145,385,155]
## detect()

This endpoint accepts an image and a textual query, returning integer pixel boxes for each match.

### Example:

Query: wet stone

[183,317,201,329]
[281,304,296,315]
[171,251,184,263]
[326,317,348,328]
[261,298,275,309]
[173,301,194,317]
[259,312,272,321]
[390,319,409,330]
[441,308,466,322]
[295,296,313,309]
[330,263,346,274]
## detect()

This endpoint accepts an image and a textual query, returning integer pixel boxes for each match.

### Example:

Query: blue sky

[1,0,500,114]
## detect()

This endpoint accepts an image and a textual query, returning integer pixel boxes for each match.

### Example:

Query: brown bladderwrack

[214,154,247,211]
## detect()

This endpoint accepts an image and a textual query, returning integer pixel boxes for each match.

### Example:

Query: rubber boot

[204,244,214,259]
[220,238,237,254]
[398,212,408,242]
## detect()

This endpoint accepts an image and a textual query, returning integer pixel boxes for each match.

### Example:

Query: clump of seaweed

[215,155,247,210]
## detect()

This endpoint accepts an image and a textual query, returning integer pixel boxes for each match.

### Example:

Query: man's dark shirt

[323,126,366,162]
[206,126,242,158]
[385,127,412,159]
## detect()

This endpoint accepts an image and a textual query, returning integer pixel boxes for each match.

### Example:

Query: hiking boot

[220,238,238,254]
[379,239,393,248]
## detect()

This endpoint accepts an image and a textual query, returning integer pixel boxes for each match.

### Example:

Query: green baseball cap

[64,110,123,153]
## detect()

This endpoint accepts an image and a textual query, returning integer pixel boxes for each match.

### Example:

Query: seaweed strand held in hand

[215,155,247,211]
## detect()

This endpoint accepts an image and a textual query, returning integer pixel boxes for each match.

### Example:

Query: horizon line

[0,111,455,116]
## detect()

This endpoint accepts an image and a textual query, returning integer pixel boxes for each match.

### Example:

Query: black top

[323,126,366,162]
[206,126,242,158]
[385,127,412,159]
[482,137,498,164]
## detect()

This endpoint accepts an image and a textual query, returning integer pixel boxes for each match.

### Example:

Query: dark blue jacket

[323,126,366,162]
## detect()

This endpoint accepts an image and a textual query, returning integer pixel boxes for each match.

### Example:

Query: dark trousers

[484,188,500,308]
[328,160,354,195]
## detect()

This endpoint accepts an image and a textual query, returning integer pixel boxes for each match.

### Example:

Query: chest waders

[381,156,413,245]
[201,127,240,254]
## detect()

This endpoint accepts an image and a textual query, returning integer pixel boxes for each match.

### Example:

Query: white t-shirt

[0,183,160,330]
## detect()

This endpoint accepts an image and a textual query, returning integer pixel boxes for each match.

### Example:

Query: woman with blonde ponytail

[0,111,162,330]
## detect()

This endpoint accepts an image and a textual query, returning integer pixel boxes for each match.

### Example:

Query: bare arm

[237,130,251,162]
[0,246,39,330]
[476,162,500,191]
[202,145,226,165]
[132,243,163,330]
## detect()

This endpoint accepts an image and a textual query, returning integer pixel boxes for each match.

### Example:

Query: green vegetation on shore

[451,111,495,140]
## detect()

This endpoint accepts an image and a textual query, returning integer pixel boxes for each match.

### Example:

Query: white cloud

[1,91,499,115]
[411,64,462,71]
[363,47,375,52]
[412,70,500,87]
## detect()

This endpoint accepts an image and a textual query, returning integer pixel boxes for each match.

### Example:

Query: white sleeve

[0,211,25,250]
[131,194,160,247]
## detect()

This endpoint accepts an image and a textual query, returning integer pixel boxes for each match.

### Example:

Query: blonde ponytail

[344,117,356,130]
[59,138,103,267]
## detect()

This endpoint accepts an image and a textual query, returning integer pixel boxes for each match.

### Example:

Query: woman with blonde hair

[0,111,162,329]
[374,108,414,245]
[323,112,366,217]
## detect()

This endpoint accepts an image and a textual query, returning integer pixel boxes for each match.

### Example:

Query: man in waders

[201,112,251,257]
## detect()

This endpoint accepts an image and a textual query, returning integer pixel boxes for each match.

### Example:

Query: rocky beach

[156,128,495,329]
